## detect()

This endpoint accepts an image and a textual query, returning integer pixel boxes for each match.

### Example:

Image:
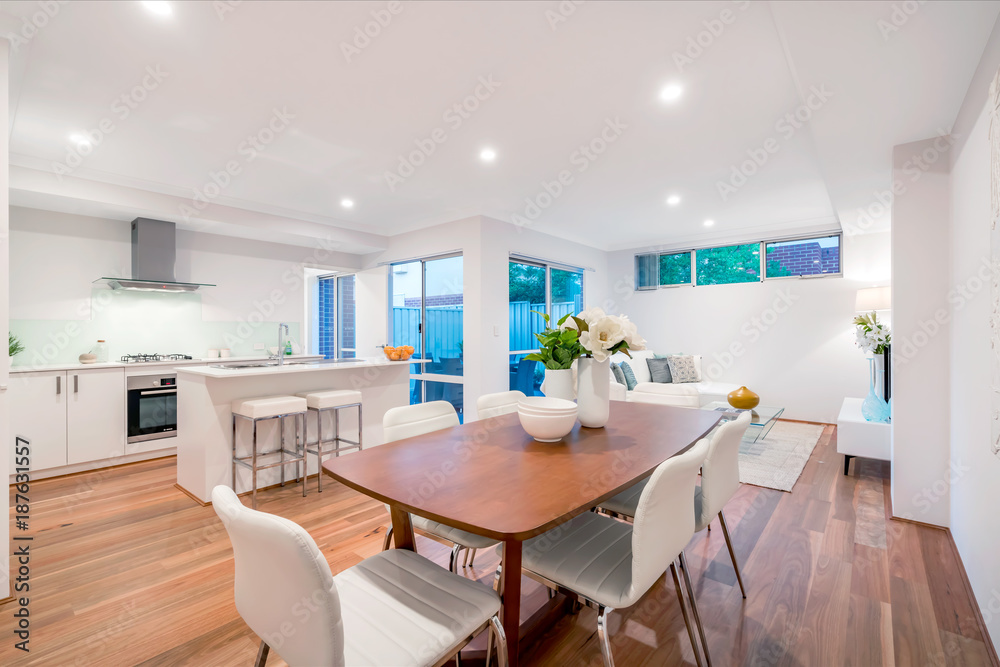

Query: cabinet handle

[74,375,79,393]
[56,376,61,395]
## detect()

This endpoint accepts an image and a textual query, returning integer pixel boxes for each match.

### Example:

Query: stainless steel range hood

[94,218,215,292]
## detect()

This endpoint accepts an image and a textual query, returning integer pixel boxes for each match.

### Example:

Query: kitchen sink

[211,358,362,369]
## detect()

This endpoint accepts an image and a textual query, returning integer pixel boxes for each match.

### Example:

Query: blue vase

[862,358,890,423]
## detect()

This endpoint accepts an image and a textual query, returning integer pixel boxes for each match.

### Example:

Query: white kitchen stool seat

[296,389,363,492]
[231,395,308,509]
[211,486,507,667]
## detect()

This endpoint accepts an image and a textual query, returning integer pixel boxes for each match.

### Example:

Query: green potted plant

[524,313,583,400]
[9,333,25,358]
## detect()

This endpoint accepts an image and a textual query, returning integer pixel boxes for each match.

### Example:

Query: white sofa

[609,350,740,407]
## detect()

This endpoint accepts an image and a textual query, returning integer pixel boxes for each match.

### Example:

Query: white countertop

[10,354,324,374]
[176,358,425,378]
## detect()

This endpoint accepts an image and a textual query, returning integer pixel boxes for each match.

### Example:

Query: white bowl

[517,405,578,417]
[517,407,577,442]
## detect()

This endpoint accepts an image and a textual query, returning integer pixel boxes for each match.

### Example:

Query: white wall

[606,232,889,423]
[8,207,359,364]
[890,138,952,527]
[949,20,1000,646]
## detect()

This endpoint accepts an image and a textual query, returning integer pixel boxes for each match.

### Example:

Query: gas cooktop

[120,354,193,364]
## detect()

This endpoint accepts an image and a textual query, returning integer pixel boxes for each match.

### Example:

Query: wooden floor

[2,426,997,666]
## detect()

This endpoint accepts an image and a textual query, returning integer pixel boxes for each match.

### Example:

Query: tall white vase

[577,357,610,428]
[543,368,576,401]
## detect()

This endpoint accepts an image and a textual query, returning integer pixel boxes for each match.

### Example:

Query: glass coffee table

[701,402,785,443]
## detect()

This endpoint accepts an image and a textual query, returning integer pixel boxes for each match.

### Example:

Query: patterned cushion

[619,361,639,390]
[610,362,627,386]
[646,357,673,383]
[666,355,699,383]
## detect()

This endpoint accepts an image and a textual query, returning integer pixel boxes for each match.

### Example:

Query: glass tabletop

[701,401,784,427]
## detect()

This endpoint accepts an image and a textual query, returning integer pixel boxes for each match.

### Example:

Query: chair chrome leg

[489,613,508,667]
[254,640,270,667]
[449,543,462,573]
[718,510,746,599]
[231,415,238,494]
[679,551,712,667]
[463,545,470,567]
[670,561,704,667]
[251,420,259,510]
[299,413,306,498]
[382,525,394,551]
[468,547,478,567]
[317,408,324,492]
[454,649,463,667]
[279,415,286,487]
[597,605,616,667]
[493,563,503,595]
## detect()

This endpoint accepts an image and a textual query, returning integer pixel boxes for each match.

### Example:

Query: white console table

[837,397,891,474]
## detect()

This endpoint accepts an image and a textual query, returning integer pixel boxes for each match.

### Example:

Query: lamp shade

[855,286,891,312]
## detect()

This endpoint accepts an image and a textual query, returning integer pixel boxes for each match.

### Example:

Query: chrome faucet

[277,322,289,366]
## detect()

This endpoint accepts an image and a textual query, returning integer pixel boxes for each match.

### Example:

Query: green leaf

[556,313,571,326]
[571,315,588,332]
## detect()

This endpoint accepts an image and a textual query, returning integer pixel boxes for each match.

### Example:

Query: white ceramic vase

[577,357,610,428]
[543,368,576,401]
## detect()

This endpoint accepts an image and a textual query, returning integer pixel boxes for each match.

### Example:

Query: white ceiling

[1,0,997,253]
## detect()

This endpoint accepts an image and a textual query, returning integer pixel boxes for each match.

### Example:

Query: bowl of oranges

[383,345,414,361]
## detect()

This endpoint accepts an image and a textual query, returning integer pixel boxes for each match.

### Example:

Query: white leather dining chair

[600,411,752,598]
[211,485,507,667]
[382,401,499,571]
[628,383,700,408]
[497,439,712,667]
[476,390,525,419]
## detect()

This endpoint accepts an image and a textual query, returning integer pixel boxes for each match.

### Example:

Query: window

[509,257,584,395]
[318,274,356,359]
[696,243,761,285]
[659,251,692,286]
[765,234,841,278]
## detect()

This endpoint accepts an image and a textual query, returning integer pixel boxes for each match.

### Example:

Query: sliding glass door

[508,258,584,395]
[390,254,464,419]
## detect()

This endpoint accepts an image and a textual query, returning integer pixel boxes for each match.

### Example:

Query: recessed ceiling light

[660,83,684,102]
[69,133,91,147]
[141,1,172,16]
[703,219,715,227]
[666,195,681,206]
[480,148,497,162]
[340,198,354,209]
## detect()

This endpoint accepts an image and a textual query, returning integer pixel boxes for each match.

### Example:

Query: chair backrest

[699,411,751,526]
[212,486,345,667]
[627,388,700,409]
[626,438,709,605]
[383,400,460,443]
[477,390,526,420]
[514,358,537,396]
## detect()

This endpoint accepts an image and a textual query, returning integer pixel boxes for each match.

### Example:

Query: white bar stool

[296,389,363,492]
[231,395,308,509]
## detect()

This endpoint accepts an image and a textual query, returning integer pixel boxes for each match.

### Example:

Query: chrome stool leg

[316,407,324,492]
[231,414,238,495]
[251,418,259,510]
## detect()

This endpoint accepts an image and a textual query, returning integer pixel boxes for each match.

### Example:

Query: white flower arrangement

[853,311,891,355]
[566,307,647,362]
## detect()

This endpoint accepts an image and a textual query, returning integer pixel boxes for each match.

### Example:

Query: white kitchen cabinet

[8,371,68,471]
[67,368,126,464]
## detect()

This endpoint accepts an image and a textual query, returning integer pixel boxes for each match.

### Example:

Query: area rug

[737,421,826,492]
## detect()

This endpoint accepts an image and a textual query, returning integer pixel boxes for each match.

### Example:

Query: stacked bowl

[517,396,578,442]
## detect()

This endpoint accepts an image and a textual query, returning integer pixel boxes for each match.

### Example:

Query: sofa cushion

[646,357,673,383]
[666,355,699,383]
[610,362,627,386]
[612,350,655,383]
[619,361,639,390]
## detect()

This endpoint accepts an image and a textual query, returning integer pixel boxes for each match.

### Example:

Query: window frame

[317,272,357,359]
[636,231,843,291]
[508,256,585,355]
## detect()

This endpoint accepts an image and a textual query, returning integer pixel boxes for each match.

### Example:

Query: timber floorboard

[2,425,997,666]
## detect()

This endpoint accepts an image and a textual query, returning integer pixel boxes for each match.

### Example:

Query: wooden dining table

[323,399,722,667]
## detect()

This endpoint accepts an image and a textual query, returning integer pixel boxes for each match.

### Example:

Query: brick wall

[403,294,464,308]
[318,276,357,359]
[767,241,840,276]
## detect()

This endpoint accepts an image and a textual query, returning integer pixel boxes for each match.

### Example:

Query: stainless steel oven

[127,374,177,443]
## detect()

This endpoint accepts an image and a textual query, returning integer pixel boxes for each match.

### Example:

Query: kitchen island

[174,358,419,504]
